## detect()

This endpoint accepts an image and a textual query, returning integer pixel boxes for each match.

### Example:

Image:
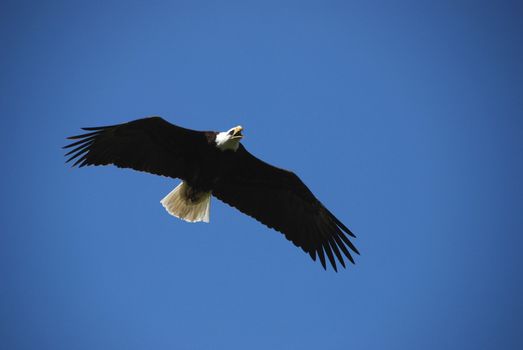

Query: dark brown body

[64,116,359,271]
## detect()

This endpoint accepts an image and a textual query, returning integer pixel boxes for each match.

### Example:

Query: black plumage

[64,116,359,271]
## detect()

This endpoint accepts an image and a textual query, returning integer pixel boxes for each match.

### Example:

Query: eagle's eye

[228,130,235,135]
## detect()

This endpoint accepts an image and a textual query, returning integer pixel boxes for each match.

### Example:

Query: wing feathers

[64,117,358,271]
[81,125,117,131]
[65,130,101,140]
[316,244,327,270]
[213,145,358,271]
[332,233,355,264]
[65,142,94,163]
[329,237,346,269]
[64,140,94,157]
[73,153,88,167]
[328,211,356,238]
[64,117,209,180]
[323,240,338,272]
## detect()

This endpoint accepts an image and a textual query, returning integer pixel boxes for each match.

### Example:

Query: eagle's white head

[215,125,243,151]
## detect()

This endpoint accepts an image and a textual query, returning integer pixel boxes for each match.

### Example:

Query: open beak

[231,126,243,139]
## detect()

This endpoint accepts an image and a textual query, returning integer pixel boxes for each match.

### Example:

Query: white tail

[160,182,211,223]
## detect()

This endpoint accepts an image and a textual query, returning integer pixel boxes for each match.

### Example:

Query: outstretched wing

[212,144,359,271]
[63,116,209,179]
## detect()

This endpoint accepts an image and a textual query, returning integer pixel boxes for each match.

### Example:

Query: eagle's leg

[160,181,211,223]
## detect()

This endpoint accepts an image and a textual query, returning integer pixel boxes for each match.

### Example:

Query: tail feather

[161,182,211,223]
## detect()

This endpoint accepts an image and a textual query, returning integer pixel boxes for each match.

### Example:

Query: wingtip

[328,210,356,238]
[308,250,317,261]
[81,124,114,131]
[324,247,338,272]
[317,248,327,270]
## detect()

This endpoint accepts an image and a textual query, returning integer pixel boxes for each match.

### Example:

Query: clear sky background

[1,1,522,349]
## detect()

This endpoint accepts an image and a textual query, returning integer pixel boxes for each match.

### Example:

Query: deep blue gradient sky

[1,1,522,349]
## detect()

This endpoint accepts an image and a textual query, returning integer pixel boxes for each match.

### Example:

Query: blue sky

[1,1,522,349]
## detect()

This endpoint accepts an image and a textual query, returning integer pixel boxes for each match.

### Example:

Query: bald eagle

[64,116,359,271]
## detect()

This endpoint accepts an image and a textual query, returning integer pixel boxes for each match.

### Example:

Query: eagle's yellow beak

[231,125,243,139]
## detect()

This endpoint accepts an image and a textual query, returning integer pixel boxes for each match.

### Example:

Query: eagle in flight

[64,116,359,271]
